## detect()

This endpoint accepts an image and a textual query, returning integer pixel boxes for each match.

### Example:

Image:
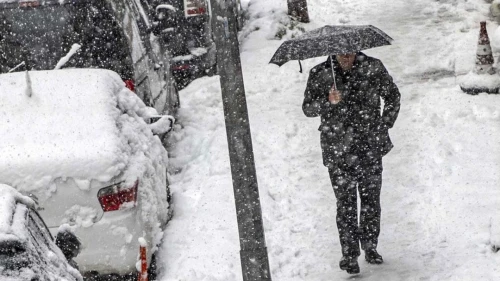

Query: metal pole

[209,0,272,280]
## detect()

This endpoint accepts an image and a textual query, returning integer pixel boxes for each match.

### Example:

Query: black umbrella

[270,25,393,66]
[269,25,393,88]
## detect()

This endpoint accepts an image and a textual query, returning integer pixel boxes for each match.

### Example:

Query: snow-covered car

[0,0,179,116]
[0,69,173,278]
[0,184,83,281]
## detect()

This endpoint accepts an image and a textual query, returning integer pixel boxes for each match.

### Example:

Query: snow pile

[115,85,170,249]
[0,184,34,243]
[240,0,304,44]
[158,78,240,281]
[149,115,174,135]
[459,71,500,93]
[491,26,500,53]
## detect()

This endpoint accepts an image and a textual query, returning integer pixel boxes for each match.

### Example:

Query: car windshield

[0,3,133,79]
[0,239,27,270]
[0,6,71,72]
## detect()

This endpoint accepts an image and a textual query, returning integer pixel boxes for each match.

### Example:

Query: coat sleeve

[375,61,401,129]
[302,68,338,118]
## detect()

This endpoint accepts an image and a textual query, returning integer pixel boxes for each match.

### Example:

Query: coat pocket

[369,125,393,158]
[378,128,393,157]
[320,127,354,168]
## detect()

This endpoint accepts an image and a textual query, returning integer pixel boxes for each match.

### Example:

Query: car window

[27,210,53,245]
[26,213,48,253]
[26,213,53,280]
[0,2,134,79]
[0,5,72,72]
[66,2,134,79]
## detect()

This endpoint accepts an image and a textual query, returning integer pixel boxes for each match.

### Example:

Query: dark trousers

[328,157,383,258]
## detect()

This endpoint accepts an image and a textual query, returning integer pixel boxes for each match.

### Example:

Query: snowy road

[159,0,500,280]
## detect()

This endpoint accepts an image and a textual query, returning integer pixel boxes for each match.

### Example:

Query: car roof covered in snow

[0,184,34,243]
[0,69,130,191]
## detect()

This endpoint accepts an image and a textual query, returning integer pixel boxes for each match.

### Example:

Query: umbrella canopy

[269,25,393,66]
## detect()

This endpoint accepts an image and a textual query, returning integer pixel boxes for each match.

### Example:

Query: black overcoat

[302,53,401,168]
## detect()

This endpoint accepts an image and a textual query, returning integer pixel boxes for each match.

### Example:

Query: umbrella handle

[330,55,337,90]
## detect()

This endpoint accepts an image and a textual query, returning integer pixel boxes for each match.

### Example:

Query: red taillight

[186,0,207,16]
[187,7,206,15]
[97,180,138,212]
[19,1,40,8]
[173,64,191,71]
[124,79,135,92]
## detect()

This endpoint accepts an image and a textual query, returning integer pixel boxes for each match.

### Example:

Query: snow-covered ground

[158,0,500,280]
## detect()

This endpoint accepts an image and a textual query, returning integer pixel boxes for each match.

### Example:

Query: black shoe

[365,248,383,264]
[339,256,360,274]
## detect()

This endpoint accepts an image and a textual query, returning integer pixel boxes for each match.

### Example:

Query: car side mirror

[55,229,81,261]
[152,4,180,36]
[155,4,176,20]
[149,115,175,135]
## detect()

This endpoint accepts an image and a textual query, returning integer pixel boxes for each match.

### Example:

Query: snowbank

[459,71,500,94]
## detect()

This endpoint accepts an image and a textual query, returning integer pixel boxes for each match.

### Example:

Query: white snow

[54,43,82,70]
[190,47,208,57]
[133,0,151,28]
[172,48,208,62]
[173,54,194,62]
[138,237,148,247]
[459,70,500,91]
[491,218,500,252]
[24,70,33,98]
[161,27,176,34]
[0,69,126,192]
[149,115,175,135]
[0,184,34,243]
[158,0,500,280]
[156,4,176,12]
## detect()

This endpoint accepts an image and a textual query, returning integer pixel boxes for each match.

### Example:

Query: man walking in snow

[302,52,400,274]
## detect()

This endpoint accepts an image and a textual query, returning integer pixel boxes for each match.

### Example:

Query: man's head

[336,53,356,70]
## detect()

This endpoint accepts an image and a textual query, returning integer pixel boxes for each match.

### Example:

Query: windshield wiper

[8,61,26,73]
[54,43,81,70]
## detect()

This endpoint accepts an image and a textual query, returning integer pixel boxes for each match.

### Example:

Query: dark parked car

[0,184,82,281]
[0,0,179,116]
[150,0,244,88]
[149,0,216,88]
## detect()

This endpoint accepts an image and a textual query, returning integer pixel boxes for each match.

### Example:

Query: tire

[148,253,158,281]
[173,84,180,113]
[234,0,244,31]
[205,64,217,77]
[165,173,174,222]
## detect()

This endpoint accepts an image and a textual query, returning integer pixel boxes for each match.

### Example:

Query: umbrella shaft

[330,55,337,90]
